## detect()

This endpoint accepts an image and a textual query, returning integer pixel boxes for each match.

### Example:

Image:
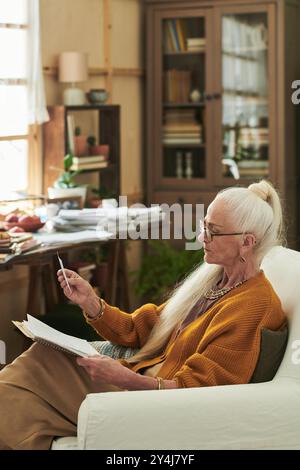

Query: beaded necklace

[204,279,247,300]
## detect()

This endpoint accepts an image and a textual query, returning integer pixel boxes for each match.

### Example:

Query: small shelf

[43,106,120,198]
[164,50,205,56]
[223,46,267,53]
[222,51,259,61]
[238,143,269,147]
[78,164,116,173]
[163,143,205,148]
[65,105,115,111]
[223,125,268,130]
[223,90,268,102]
[163,102,205,108]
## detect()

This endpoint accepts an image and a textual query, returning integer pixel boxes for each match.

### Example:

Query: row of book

[164,69,192,103]
[164,19,206,52]
[238,128,269,147]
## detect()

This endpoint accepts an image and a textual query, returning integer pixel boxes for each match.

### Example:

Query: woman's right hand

[57,268,96,308]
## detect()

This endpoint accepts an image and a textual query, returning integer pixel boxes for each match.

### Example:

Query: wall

[40,0,144,198]
[0,0,144,363]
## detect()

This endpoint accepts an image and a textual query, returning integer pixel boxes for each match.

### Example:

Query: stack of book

[0,232,12,260]
[163,109,202,144]
[70,155,109,171]
[0,232,41,264]
[238,159,269,177]
[187,37,206,52]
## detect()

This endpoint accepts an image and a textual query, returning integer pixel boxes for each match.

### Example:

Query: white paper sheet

[24,315,100,357]
[36,230,114,245]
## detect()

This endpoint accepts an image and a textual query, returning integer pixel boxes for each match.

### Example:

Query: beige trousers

[0,343,123,450]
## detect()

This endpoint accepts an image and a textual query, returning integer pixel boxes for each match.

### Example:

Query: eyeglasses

[199,220,244,243]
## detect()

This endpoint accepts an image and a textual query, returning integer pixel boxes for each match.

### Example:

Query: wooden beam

[103,0,113,103]
[113,68,144,78]
[28,124,43,195]
[43,66,144,78]
[0,23,27,29]
[0,79,27,85]
[0,135,28,141]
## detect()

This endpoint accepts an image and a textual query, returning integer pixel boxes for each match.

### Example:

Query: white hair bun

[248,181,272,202]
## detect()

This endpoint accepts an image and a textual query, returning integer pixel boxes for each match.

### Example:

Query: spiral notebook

[13,314,100,357]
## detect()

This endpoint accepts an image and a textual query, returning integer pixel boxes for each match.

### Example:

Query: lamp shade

[58,52,88,83]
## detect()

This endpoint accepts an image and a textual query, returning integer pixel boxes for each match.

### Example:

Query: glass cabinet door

[220,11,271,180]
[156,11,212,187]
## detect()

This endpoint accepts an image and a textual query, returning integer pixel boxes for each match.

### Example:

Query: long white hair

[127,180,284,363]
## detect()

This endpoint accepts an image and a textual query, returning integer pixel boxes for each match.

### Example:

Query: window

[0,0,29,196]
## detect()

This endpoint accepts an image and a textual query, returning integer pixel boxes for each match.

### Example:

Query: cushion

[250,326,288,383]
[90,340,138,359]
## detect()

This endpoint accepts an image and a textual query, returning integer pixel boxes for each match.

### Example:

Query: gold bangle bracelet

[156,376,165,390]
[84,297,104,321]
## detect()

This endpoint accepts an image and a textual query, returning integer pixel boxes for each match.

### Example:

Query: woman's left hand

[76,355,137,389]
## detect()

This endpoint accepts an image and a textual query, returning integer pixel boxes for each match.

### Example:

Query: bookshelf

[43,105,120,201]
[145,0,300,247]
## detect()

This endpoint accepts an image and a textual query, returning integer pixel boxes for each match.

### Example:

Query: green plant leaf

[133,240,204,303]
[64,153,74,171]
[71,170,82,178]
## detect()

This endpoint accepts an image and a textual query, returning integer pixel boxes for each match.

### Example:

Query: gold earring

[240,256,246,263]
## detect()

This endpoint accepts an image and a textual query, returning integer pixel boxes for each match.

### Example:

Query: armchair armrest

[77,378,300,450]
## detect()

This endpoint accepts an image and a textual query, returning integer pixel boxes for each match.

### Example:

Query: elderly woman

[0,180,286,449]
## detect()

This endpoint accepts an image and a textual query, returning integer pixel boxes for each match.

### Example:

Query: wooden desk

[0,238,130,315]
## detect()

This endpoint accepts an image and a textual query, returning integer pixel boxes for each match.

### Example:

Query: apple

[31,215,41,223]
[19,215,35,224]
[9,226,25,233]
[5,213,19,223]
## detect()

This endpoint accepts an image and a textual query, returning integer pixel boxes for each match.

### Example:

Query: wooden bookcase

[145,0,300,247]
[43,105,120,200]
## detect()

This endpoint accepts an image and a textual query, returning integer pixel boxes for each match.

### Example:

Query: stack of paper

[13,315,100,357]
[35,230,114,245]
[48,206,164,235]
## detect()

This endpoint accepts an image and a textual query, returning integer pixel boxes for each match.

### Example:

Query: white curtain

[27,0,49,124]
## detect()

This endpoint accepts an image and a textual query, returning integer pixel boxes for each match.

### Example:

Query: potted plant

[87,185,117,208]
[74,126,87,156]
[133,240,204,304]
[86,135,103,156]
[48,153,87,203]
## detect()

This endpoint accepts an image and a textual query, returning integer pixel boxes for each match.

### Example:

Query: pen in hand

[57,252,72,294]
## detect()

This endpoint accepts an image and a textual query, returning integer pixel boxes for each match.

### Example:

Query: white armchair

[52,246,300,450]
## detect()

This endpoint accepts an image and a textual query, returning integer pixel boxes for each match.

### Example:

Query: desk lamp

[58,52,88,105]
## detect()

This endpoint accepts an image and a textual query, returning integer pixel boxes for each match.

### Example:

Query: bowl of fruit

[4,212,45,233]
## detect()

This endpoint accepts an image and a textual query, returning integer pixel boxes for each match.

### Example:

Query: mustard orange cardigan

[85,271,286,388]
